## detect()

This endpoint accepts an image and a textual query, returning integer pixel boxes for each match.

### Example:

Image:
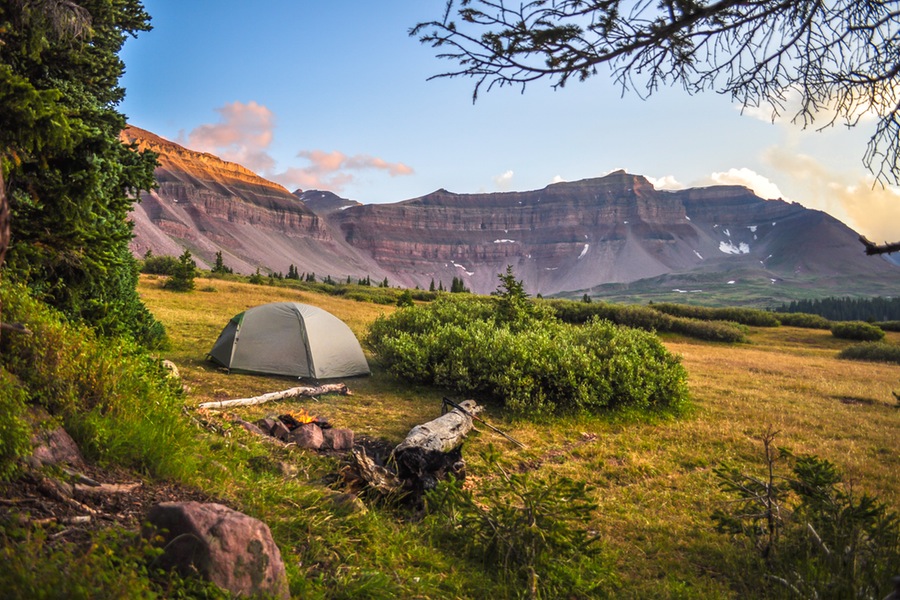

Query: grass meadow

[138,275,900,598]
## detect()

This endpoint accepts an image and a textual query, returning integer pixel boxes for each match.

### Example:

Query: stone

[30,427,85,468]
[323,428,354,451]
[271,420,291,442]
[234,419,265,436]
[144,501,289,599]
[254,418,277,435]
[289,423,323,449]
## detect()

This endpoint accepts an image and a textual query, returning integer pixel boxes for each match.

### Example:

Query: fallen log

[390,399,482,496]
[196,383,351,409]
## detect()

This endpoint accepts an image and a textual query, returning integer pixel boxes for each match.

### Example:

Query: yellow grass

[139,275,900,598]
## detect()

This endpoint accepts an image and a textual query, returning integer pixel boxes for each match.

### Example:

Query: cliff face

[125,127,899,298]
[122,127,385,277]
[327,171,844,294]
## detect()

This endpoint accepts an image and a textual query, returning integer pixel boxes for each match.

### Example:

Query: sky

[119,0,900,243]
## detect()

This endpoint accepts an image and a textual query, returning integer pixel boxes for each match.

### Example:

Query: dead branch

[196,383,351,409]
[860,234,900,255]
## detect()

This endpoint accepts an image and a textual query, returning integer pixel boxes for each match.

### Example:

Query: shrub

[776,312,832,329]
[368,296,689,417]
[651,302,781,327]
[0,370,32,482]
[140,254,181,275]
[0,283,197,479]
[547,299,748,343]
[424,464,615,597]
[713,431,900,599]
[831,320,885,341]
[837,341,900,364]
[875,320,900,332]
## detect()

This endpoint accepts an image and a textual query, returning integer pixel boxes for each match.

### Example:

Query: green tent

[207,302,370,379]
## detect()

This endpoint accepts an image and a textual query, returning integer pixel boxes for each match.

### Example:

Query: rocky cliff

[125,127,900,300]
[122,127,387,279]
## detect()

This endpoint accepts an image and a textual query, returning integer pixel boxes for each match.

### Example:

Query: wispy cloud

[181,101,414,194]
[181,101,276,174]
[762,147,900,242]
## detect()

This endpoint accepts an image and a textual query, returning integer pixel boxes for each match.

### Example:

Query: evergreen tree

[429,278,436,292]
[211,250,232,274]
[0,0,161,345]
[163,249,196,292]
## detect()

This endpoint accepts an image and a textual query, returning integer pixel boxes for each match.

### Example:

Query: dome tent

[207,302,370,379]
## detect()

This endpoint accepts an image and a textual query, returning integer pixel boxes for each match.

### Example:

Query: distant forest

[774,297,900,322]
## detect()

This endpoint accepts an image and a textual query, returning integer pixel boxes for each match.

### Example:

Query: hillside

[125,127,900,302]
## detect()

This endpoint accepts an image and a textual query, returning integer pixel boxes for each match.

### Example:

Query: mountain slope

[124,127,900,301]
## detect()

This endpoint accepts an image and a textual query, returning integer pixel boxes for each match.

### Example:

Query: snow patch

[339,205,352,210]
[544,267,558,271]
[694,250,704,260]
[452,262,474,276]
[578,244,590,259]
[724,228,731,237]
[685,216,691,221]
[727,280,736,284]
[719,241,750,254]
[623,220,629,224]
[770,279,777,284]
[673,289,704,293]
[748,225,758,232]
[493,239,516,244]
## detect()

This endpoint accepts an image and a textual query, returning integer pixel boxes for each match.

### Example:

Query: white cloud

[494,170,514,190]
[647,175,684,190]
[706,168,786,200]
[551,175,566,184]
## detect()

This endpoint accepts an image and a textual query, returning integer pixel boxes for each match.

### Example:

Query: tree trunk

[0,168,7,345]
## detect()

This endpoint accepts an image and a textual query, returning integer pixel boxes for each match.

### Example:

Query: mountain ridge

[124,127,900,302]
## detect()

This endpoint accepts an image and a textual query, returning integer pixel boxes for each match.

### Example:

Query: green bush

[837,341,900,364]
[0,370,32,482]
[875,320,900,332]
[651,302,781,327]
[140,254,181,275]
[713,432,900,599]
[776,312,832,329]
[0,527,227,599]
[368,296,689,417]
[425,465,615,597]
[0,283,197,479]
[547,299,748,343]
[831,320,885,341]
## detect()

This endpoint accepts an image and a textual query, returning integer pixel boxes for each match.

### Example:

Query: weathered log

[196,383,351,409]
[392,399,482,455]
[391,399,481,495]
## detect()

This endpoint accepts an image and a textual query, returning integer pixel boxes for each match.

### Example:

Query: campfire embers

[250,410,353,451]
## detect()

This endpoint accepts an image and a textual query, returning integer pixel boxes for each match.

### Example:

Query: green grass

[131,275,900,598]
[6,274,899,598]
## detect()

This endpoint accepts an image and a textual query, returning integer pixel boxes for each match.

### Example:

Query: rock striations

[124,126,900,299]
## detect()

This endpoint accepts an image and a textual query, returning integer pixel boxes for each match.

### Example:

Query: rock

[271,420,291,442]
[234,419,265,436]
[323,428,354,451]
[289,423,323,450]
[30,427,85,468]
[254,418,277,435]
[144,501,289,599]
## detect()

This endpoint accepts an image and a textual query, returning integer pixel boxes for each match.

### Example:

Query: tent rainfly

[207,302,370,379]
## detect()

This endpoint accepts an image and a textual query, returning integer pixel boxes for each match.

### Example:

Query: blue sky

[120,0,900,242]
